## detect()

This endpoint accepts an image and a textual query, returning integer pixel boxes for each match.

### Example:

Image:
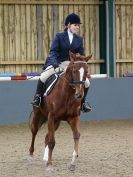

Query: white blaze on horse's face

[79,67,84,81]
[79,67,84,89]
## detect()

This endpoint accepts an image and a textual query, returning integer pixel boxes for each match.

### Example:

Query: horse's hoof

[68,164,76,172]
[28,155,33,161]
[43,160,47,167]
[45,165,54,172]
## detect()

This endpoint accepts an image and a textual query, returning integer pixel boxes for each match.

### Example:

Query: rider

[31,13,92,112]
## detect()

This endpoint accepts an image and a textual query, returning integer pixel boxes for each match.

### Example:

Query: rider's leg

[31,66,55,107]
[81,78,92,112]
[58,61,70,71]
[31,62,70,107]
[31,79,44,107]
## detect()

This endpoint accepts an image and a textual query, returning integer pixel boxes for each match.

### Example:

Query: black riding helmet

[65,13,81,26]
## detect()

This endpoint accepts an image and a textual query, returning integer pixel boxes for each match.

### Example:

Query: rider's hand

[53,63,59,69]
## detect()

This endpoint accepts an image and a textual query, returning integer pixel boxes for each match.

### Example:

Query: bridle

[69,61,87,86]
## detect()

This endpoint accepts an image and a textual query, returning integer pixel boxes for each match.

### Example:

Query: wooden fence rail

[0,0,103,5]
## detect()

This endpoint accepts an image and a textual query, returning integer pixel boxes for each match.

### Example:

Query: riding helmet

[65,13,81,26]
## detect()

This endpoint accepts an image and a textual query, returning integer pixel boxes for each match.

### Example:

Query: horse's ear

[69,51,76,61]
[85,54,92,62]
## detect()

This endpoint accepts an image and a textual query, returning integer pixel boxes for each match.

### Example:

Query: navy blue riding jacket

[43,31,84,69]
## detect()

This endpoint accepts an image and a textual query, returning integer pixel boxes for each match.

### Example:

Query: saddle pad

[44,73,59,96]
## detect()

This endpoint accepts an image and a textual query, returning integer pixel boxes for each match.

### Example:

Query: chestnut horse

[29,53,91,171]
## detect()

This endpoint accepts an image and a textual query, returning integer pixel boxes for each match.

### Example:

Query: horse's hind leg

[67,116,80,171]
[29,109,41,156]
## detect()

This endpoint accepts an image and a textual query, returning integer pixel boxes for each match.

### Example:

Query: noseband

[69,61,87,86]
[70,80,85,85]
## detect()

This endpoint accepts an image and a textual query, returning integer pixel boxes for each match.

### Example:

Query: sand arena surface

[0,120,133,177]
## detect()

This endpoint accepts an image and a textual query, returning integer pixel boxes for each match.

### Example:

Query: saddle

[43,72,63,97]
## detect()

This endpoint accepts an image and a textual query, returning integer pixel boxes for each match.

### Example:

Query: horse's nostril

[75,93,82,99]
[78,94,82,98]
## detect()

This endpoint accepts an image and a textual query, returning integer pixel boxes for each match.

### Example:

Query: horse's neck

[60,72,71,87]
[63,71,72,83]
[58,73,74,96]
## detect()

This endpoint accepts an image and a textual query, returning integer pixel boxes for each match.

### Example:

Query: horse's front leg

[43,120,60,163]
[43,113,56,169]
[68,116,80,171]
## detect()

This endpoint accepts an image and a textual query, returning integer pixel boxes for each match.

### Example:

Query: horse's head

[65,52,92,99]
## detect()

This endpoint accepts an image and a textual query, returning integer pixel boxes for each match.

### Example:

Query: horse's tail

[28,111,48,130]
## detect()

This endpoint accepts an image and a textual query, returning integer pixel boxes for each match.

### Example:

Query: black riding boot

[81,87,92,112]
[31,79,44,107]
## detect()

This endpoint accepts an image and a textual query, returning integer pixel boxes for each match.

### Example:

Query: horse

[29,52,92,171]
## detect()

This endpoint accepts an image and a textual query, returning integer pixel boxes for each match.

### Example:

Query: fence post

[53,5,59,37]
[36,5,43,60]
[99,0,107,74]
[105,0,116,77]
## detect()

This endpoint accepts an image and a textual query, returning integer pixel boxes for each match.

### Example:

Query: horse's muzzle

[74,92,82,99]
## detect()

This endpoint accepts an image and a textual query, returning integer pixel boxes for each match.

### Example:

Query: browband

[73,61,87,64]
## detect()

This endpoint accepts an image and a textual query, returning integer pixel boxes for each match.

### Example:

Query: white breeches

[40,61,90,88]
